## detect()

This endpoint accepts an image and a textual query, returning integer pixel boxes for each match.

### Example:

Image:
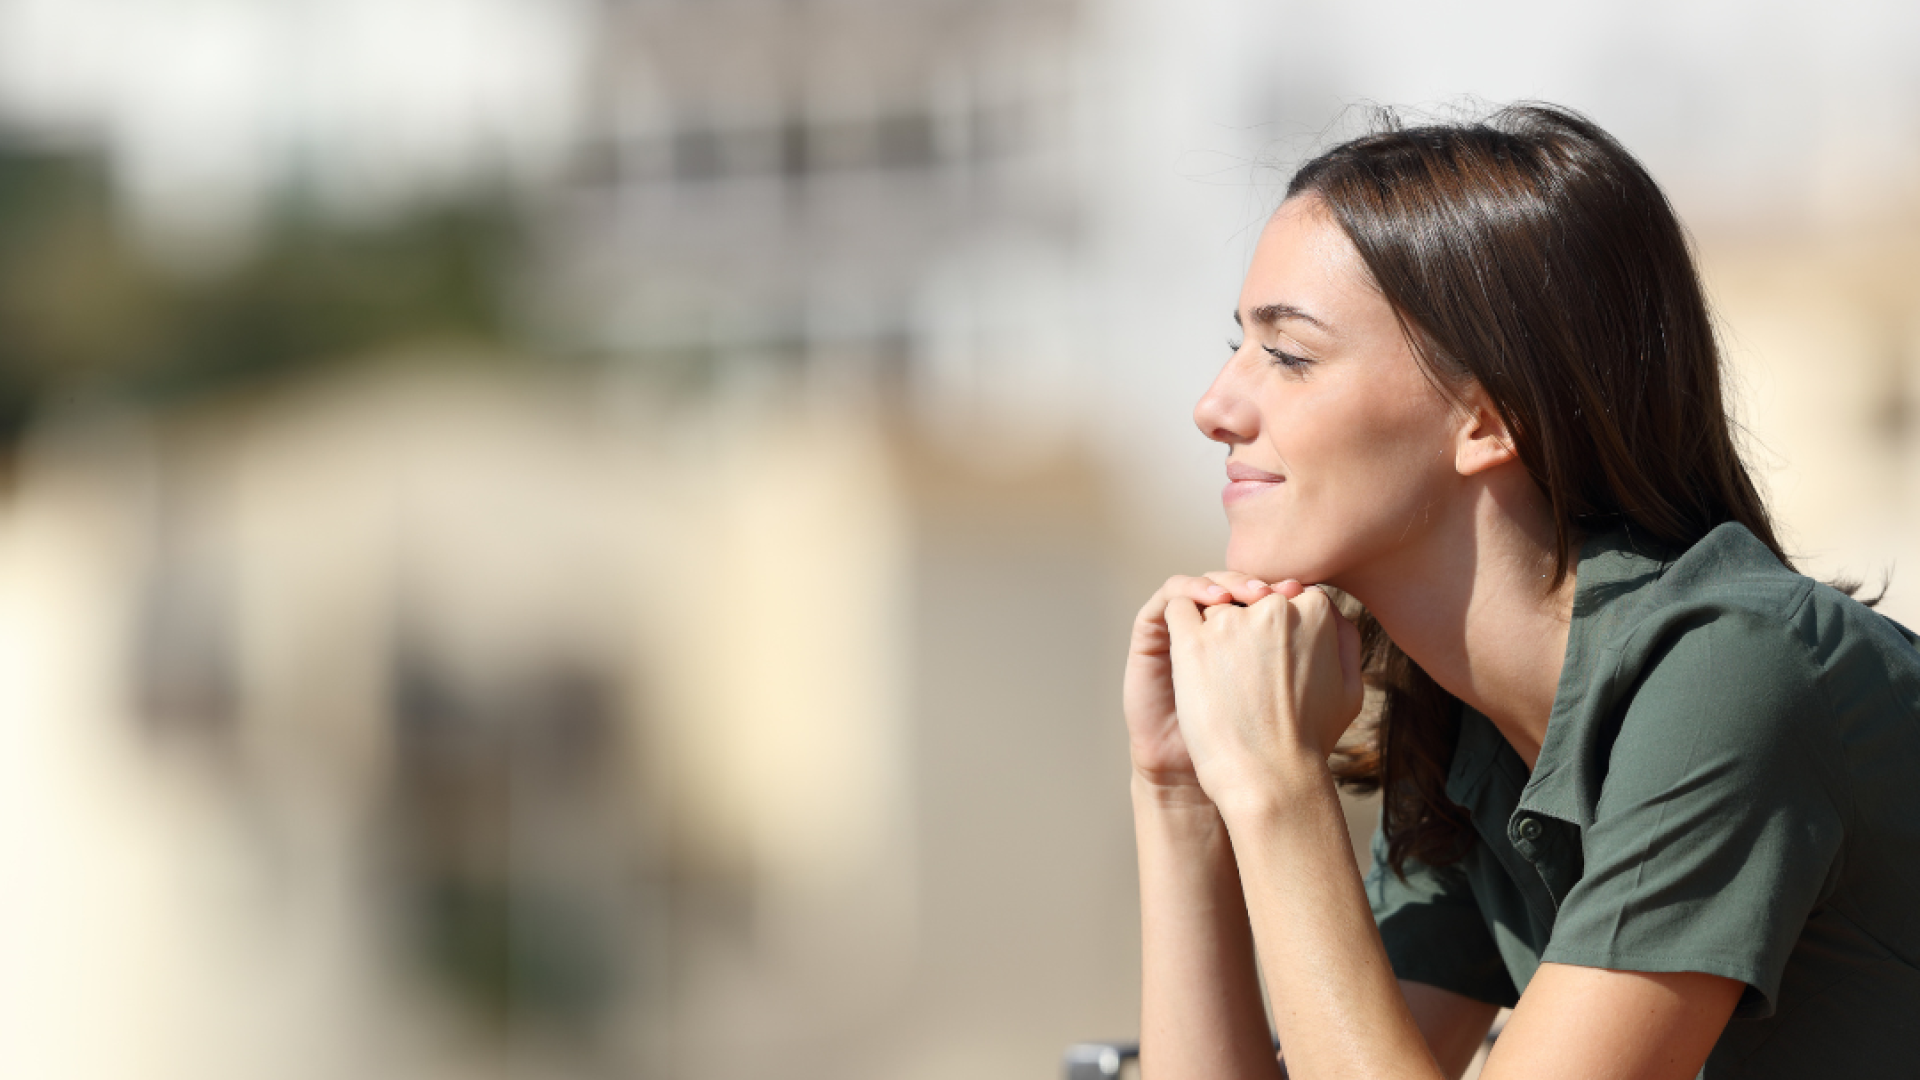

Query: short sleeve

[1542,609,1846,1018]
[1367,826,1519,1007]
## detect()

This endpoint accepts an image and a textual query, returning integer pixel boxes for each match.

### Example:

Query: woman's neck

[1336,486,1576,771]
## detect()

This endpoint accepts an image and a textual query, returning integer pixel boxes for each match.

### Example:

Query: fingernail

[1247,579,1268,591]
[1207,585,1226,597]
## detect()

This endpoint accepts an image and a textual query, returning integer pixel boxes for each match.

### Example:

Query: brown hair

[1292,105,1788,871]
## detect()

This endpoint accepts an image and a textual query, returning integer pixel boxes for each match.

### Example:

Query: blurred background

[1,1,1918,1078]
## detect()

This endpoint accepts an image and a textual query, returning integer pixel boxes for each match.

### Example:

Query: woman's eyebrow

[1233,303,1330,333]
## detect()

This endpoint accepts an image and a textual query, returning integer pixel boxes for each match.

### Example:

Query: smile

[1223,461,1284,506]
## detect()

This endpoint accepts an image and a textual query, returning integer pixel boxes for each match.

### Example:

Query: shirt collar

[1518,528,1671,826]
[1440,528,1673,828]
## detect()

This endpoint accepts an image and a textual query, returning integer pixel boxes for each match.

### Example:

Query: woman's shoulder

[1559,525,1920,996]
[1568,522,1920,778]
[1569,524,1920,824]
[1585,521,1919,695]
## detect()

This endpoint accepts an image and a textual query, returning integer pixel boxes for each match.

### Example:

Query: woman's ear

[1454,382,1519,477]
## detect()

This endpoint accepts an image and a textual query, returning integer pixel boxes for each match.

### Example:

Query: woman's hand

[1124,572,1299,804]
[1163,586,1364,818]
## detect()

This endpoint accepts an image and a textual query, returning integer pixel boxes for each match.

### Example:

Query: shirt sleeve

[1541,607,1846,1018]
[1367,825,1520,1007]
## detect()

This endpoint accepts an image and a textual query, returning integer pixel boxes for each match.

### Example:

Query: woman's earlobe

[1455,407,1520,477]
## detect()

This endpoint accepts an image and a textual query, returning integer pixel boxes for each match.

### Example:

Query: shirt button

[1515,817,1543,841]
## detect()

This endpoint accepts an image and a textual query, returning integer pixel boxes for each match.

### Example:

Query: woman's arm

[1166,588,1742,1079]
[1131,576,1497,1080]
[1226,769,1742,1080]
[1400,983,1499,1080]
[1225,759,1446,1079]
[1135,779,1282,1080]
[1484,964,1741,1079]
[1128,572,1289,1080]
[1139,788,1504,1080]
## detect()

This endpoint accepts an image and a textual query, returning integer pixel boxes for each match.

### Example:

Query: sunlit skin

[1122,196,1745,1079]
[1201,196,1463,592]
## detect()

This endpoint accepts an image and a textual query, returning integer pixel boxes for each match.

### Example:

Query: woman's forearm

[1135,775,1283,1080]
[1223,762,1442,1080]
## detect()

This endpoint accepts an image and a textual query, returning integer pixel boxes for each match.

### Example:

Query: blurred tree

[0,139,525,458]
[0,147,157,444]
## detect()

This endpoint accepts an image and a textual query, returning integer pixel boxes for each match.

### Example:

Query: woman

[1125,104,1920,1079]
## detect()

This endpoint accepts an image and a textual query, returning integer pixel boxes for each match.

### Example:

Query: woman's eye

[1225,337,1243,354]
[1263,345,1312,371]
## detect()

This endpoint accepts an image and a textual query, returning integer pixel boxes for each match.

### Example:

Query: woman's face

[1195,196,1466,589]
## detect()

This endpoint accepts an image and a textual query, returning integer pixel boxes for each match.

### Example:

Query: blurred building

[543,0,1089,454]
[0,359,1151,1080]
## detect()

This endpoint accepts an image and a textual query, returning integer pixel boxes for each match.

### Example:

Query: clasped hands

[1125,571,1365,820]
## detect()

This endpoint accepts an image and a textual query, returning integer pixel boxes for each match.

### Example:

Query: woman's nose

[1193,360,1259,446]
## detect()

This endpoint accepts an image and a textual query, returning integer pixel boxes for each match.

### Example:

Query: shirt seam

[1778,582,1861,872]
[1538,946,1771,997]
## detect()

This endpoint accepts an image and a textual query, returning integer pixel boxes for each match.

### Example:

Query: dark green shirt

[1366,523,1920,1077]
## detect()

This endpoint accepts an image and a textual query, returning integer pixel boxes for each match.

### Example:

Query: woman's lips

[1223,461,1284,505]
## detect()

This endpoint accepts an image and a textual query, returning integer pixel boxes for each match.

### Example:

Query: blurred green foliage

[0,140,523,448]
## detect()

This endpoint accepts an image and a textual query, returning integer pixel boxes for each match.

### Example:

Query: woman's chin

[1224,547,1314,585]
